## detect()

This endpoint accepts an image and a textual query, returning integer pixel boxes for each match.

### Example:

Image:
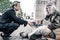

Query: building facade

[35,0,60,20]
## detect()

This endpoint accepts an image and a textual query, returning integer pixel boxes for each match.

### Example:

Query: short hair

[12,1,20,8]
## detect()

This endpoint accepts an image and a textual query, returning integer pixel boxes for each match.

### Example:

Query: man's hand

[28,22,34,27]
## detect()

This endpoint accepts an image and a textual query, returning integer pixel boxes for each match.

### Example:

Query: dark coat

[45,11,60,30]
[1,8,28,26]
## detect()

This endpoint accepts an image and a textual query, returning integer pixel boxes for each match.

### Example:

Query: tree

[0,0,12,13]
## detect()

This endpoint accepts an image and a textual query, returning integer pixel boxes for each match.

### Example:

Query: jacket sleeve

[7,10,28,26]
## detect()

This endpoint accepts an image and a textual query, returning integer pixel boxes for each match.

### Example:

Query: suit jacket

[1,8,28,26]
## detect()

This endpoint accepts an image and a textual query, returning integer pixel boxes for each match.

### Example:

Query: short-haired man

[1,1,29,37]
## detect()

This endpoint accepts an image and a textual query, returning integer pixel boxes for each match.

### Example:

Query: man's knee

[13,23,19,28]
[11,23,19,27]
[5,23,20,33]
[9,23,19,29]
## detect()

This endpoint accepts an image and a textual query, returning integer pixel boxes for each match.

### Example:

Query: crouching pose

[0,1,32,40]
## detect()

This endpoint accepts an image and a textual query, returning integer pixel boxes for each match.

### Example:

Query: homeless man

[28,4,60,40]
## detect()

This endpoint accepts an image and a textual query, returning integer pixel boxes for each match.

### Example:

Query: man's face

[14,3,20,11]
[46,6,54,14]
